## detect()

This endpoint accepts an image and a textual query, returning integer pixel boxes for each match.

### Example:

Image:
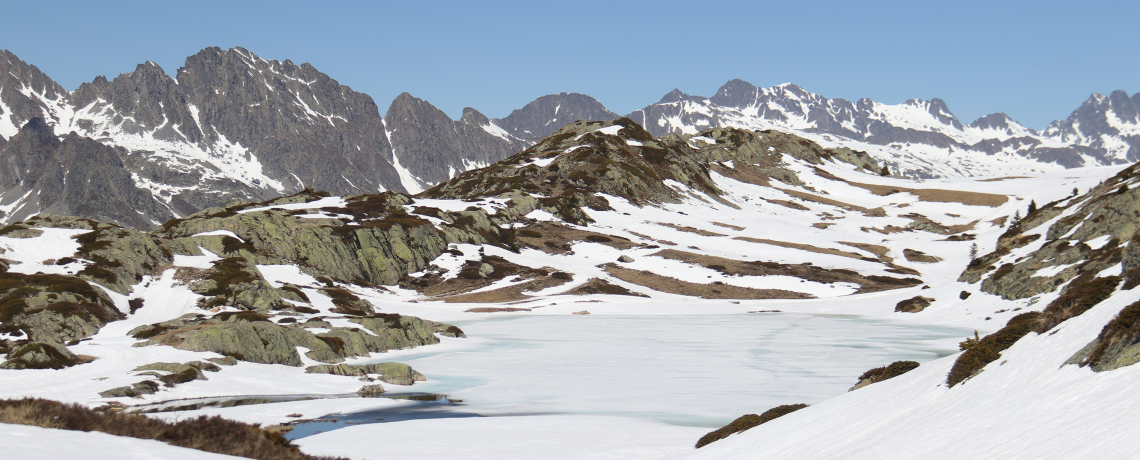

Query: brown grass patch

[977,176,1031,182]
[712,222,746,231]
[559,278,648,297]
[639,249,922,294]
[604,265,813,300]
[862,225,913,234]
[762,198,810,211]
[774,187,867,212]
[839,241,892,262]
[626,231,676,246]
[653,222,727,237]
[514,222,639,254]
[811,223,834,229]
[0,398,342,460]
[734,237,876,262]
[903,249,941,263]
[837,179,1008,207]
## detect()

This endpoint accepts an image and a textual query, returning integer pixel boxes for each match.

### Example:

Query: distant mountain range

[1,47,1136,229]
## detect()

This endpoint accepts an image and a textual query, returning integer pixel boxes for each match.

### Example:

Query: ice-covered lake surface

[293,312,968,438]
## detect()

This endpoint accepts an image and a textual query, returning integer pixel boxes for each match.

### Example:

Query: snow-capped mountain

[627,79,1140,178]
[0,47,526,228]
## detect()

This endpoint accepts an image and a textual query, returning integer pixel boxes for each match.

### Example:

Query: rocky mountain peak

[969,113,1015,130]
[461,107,491,126]
[710,79,759,108]
[492,92,618,141]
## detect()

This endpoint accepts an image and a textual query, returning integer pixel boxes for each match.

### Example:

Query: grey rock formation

[492,92,619,141]
[385,93,528,189]
[0,119,173,229]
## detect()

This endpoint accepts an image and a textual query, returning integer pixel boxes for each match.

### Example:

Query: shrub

[695,404,809,448]
[0,398,344,460]
[946,312,1043,386]
[856,361,920,385]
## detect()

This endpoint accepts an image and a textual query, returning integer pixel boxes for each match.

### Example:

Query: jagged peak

[657,88,693,104]
[460,107,490,126]
[710,79,759,107]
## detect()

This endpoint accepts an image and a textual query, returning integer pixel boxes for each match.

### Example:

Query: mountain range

[1,46,1137,229]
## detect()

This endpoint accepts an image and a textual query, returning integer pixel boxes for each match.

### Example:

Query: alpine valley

[0,47,1139,460]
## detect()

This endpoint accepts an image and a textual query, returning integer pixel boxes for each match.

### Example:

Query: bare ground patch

[762,198,810,211]
[515,222,640,254]
[649,249,922,294]
[977,176,1031,182]
[812,168,1008,207]
[558,278,649,297]
[604,265,814,300]
[734,237,878,262]
[903,249,942,263]
[627,231,676,246]
[774,187,867,212]
[653,222,727,237]
[712,222,746,231]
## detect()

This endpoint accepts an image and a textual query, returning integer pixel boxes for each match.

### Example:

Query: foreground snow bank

[1,423,240,459]
[296,414,707,460]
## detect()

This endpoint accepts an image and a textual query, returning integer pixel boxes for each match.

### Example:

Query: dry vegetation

[695,404,809,448]
[604,265,813,300]
[0,398,343,460]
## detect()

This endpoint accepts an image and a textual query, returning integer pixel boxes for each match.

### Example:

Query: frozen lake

[294,312,970,437]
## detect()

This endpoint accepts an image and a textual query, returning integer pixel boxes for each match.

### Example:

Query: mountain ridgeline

[1,46,1137,230]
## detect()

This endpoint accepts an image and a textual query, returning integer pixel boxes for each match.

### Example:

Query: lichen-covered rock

[1,341,86,369]
[191,257,287,311]
[132,312,461,366]
[98,380,160,398]
[357,384,386,396]
[960,165,1140,300]
[306,362,426,385]
[155,193,464,285]
[0,273,123,344]
[895,296,934,313]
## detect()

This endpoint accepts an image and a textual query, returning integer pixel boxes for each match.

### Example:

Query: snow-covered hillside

[2,118,1135,458]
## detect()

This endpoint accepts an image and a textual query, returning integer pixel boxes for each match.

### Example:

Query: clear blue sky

[2,0,1136,130]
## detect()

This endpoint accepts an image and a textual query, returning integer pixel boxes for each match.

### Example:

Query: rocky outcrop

[0,272,123,344]
[305,362,426,385]
[895,296,933,313]
[423,118,730,224]
[960,164,1140,300]
[130,312,459,367]
[1,341,89,369]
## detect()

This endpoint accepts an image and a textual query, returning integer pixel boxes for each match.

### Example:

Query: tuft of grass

[0,398,345,460]
[695,404,809,448]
